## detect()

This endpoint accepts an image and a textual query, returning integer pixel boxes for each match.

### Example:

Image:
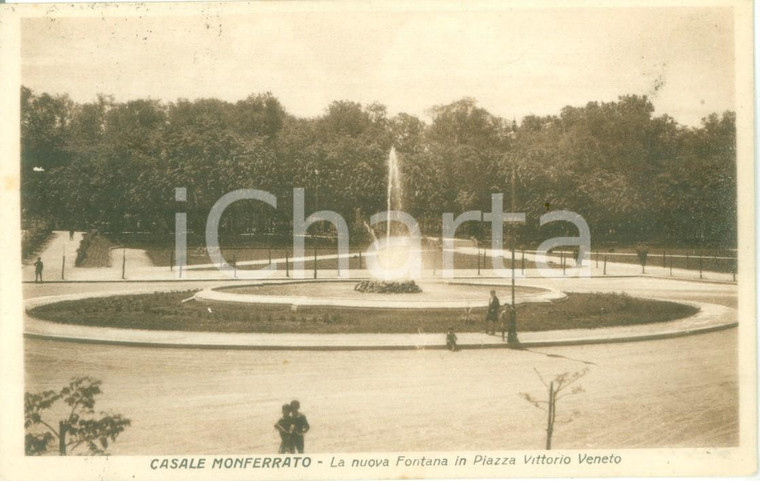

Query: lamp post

[315,168,320,215]
[511,152,516,304]
[508,154,519,345]
[507,120,519,345]
[313,167,320,278]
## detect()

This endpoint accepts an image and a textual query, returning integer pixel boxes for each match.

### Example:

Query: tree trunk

[58,421,67,456]
[545,382,554,450]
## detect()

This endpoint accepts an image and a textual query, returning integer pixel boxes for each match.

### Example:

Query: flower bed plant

[354,280,422,294]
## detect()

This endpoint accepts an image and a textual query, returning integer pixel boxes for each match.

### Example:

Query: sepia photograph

[0,1,755,480]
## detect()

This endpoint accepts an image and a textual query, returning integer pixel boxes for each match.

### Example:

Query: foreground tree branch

[24,377,131,456]
[519,368,590,450]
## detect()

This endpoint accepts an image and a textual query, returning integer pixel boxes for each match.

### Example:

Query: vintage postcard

[0,1,755,480]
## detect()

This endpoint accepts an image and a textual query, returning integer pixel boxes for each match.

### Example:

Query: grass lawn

[29,291,697,334]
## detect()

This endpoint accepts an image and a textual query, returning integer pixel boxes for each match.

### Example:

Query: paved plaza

[22,231,740,453]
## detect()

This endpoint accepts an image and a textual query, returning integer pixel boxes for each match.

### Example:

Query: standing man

[485,290,499,335]
[289,400,310,454]
[33,257,44,283]
[274,404,294,454]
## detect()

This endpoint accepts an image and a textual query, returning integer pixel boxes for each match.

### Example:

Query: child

[446,327,458,351]
[274,404,293,454]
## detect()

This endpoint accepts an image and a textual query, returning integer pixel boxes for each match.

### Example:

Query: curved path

[23,276,737,350]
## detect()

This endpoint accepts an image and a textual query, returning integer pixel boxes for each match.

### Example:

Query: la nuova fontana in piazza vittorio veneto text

[149,453,623,470]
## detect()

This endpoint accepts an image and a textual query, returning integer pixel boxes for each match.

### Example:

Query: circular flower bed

[353,280,422,294]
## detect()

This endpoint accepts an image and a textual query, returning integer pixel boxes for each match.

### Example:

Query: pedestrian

[289,400,309,453]
[274,404,294,454]
[506,304,519,345]
[499,305,518,343]
[485,290,499,334]
[34,257,43,283]
[69,229,74,240]
[446,327,458,351]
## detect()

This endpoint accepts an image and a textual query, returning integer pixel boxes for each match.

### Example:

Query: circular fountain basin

[195,280,565,309]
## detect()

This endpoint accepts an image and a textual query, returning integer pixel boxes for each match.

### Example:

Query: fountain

[195,147,563,315]
[362,146,421,290]
[386,146,403,243]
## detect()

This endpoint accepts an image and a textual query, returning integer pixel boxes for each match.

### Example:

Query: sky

[20,4,736,126]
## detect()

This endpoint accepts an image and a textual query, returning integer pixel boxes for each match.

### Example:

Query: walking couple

[274,400,310,454]
[486,289,518,344]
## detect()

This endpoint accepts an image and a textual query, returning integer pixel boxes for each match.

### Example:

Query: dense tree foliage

[20,87,736,247]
